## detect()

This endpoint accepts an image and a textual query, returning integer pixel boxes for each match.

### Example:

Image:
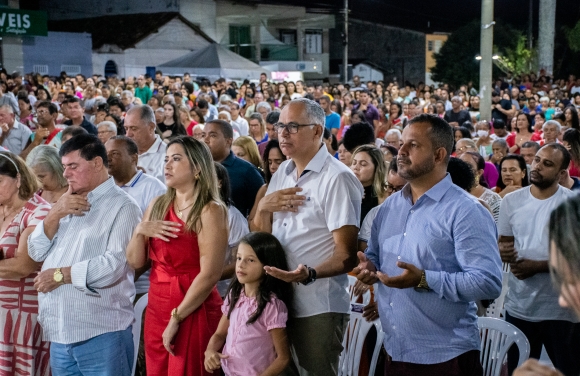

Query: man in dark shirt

[63,96,98,135]
[355,90,380,128]
[443,96,471,127]
[491,91,513,124]
[204,119,264,216]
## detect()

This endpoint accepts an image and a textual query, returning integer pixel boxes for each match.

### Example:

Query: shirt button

[390,302,393,306]
[403,232,407,236]
[392,325,396,330]
[283,223,287,226]
[410,210,414,213]
[397,256,401,260]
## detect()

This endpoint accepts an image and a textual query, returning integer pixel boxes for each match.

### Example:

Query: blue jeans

[50,326,134,376]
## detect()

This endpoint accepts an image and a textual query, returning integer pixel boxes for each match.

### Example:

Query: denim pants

[50,326,134,376]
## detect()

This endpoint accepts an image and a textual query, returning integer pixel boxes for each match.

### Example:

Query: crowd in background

[0,66,577,376]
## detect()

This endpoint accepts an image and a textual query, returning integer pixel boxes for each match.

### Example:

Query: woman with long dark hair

[494,154,529,198]
[507,112,534,154]
[157,102,187,142]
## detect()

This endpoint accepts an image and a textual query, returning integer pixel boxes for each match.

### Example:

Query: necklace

[175,201,194,219]
[2,204,20,222]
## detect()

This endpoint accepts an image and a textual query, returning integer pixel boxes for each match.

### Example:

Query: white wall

[3,36,23,73]
[180,0,217,41]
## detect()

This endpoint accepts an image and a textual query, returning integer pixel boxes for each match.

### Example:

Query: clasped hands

[353,251,422,289]
[499,240,541,280]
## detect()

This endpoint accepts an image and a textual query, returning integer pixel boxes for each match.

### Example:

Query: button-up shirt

[28,177,142,344]
[2,120,31,154]
[138,135,167,183]
[366,174,502,364]
[267,145,362,317]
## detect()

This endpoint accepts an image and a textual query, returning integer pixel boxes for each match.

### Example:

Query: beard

[530,171,558,189]
[397,157,435,181]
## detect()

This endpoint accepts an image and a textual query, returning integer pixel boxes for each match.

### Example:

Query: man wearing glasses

[252,98,363,376]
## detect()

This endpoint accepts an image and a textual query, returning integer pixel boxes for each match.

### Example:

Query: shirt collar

[285,144,328,176]
[401,173,453,203]
[142,135,163,155]
[87,176,116,201]
[11,121,20,129]
[221,150,235,167]
[120,170,143,188]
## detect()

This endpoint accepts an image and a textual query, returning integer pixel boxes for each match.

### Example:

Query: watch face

[54,273,63,282]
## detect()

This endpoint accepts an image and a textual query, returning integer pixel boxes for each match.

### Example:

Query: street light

[492,55,500,60]
[475,55,482,60]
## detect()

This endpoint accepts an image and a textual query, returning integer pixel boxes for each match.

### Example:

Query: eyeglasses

[456,145,475,152]
[273,122,317,134]
[385,183,404,193]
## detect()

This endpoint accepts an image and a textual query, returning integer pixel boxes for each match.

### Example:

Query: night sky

[244,0,580,34]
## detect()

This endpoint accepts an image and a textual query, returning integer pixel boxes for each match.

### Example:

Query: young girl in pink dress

[204,232,293,376]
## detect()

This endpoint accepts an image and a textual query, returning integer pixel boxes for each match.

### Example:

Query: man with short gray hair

[252,98,363,375]
[0,104,31,154]
[444,96,471,127]
[124,105,166,182]
[121,90,134,111]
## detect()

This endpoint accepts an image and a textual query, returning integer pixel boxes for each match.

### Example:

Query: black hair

[105,113,125,135]
[542,143,571,171]
[197,99,209,109]
[161,102,186,136]
[496,154,529,190]
[62,96,81,105]
[564,105,580,130]
[206,119,233,139]
[447,157,476,192]
[408,114,454,163]
[61,126,88,140]
[493,118,507,129]
[521,141,540,152]
[262,139,283,184]
[213,162,233,207]
[109,98,126,112]
[96,102,109,113]
[343,122,375,153]
[388,157,398,173]
[59,133,108,168]
[562,128,580,167]
[516,112,534,133]
[464,151,489,188]
[461,121,474,133]
[266,111,280,125]
[226,232,293,325]
[109,135,139,156]
[390,102,403,118]
[36,100,58,115]
[549,194,580,287]
[35,86,52,100]
[454,126,472,140]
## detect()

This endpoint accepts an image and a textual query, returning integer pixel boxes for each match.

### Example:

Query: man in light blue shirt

[355,114,502,375]
[320,95,340,135]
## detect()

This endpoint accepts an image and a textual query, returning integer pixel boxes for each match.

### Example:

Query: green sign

[0,8,47,36]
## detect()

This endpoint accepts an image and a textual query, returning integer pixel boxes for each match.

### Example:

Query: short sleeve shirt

[325,112,341,130]
[266,145,363,317]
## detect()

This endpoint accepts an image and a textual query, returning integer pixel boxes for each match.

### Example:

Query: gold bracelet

[171,308,183,323]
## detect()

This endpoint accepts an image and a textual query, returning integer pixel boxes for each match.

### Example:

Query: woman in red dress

[127,136,228,376]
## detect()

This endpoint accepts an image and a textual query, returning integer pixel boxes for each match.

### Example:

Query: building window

[61,65,81,75]
[305,29,322,54]
[279,30,297,45]
[427,40,434,52]
[229,25,252,59]
[104,60,117,77]
[33,65,49,74]
[434,40,442,53]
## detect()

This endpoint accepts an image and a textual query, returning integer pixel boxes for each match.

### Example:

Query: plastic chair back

[132,293,148,376]
[338,312,383,376]
[485,271,510,318]
[478,317,530,376]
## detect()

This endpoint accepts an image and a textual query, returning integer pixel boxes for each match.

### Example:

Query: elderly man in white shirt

[29,134,142,376]
[124,105,166,182]
[253,98,362,376]
[0,104,31,154]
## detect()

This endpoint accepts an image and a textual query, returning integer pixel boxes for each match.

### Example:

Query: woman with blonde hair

[350,144,387,226]
[126,136,228,375]
[26,145,68,204]
[232,136,263,171]
[0,151,51,375]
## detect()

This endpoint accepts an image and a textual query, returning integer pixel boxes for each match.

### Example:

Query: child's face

[236,243,265,284]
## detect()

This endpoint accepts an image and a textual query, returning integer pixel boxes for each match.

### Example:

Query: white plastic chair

[478,317,530,376]
[338,311,384,376]
[485,271,510,318]
[347,275,371,307]
[132,293,148,376]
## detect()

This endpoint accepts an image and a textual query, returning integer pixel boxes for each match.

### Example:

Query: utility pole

[528,0,533,50]
[479,0,494,122]
[343,0,348,83]
[538,0,556,75]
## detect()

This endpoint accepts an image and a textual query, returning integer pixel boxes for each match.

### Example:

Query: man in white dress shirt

[29,134,142,376]
[124,105,166,182]
[253,98,362,375]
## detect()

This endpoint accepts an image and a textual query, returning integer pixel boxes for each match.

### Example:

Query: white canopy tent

[158,43,269,81]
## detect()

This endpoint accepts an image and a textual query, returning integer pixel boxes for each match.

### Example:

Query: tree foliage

[431,20,521,89]
[564,20,580,52]
[502,34,536,76]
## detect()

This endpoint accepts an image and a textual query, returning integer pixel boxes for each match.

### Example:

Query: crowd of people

[0,67,577,376]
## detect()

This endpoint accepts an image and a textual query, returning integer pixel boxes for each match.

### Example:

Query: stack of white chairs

[478,317,530,376]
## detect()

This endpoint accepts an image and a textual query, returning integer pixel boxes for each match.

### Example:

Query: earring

[194,173,199,180]
[474,174,480,186]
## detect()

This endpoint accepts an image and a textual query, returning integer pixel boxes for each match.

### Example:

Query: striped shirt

[28,177,142,344]
[366,174,502,364]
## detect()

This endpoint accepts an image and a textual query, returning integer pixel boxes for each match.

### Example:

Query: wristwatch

[53,268,64,284]
[415,270,431,292]
[300,266,317,286]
